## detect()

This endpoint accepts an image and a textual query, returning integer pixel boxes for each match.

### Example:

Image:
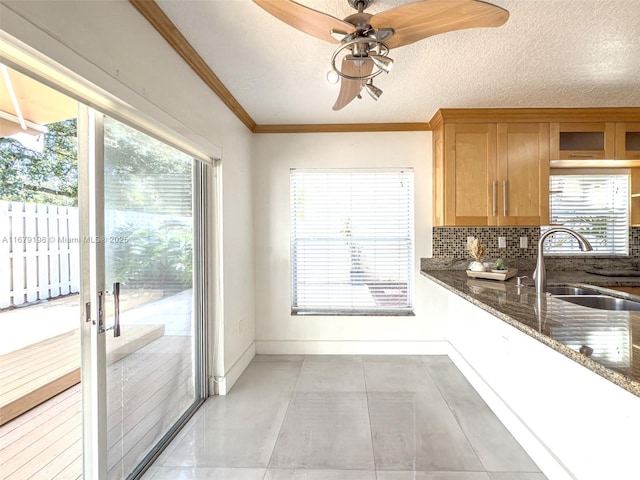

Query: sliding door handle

[113,282,121,337]
[98,291,105,332]
[100,283,121,337]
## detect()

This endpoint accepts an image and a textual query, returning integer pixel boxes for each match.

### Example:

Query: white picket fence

[0,201,80,309]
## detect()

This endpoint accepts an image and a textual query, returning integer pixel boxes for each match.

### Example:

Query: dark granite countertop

[420,268,640,398]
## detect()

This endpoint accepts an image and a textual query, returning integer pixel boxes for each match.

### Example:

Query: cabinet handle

[570,153,596,158]
[503,180,507,217]
[492,181,497,217]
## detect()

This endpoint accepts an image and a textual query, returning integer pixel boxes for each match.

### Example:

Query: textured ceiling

[156,0,640,125]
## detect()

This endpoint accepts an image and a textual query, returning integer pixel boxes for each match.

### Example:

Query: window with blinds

[545,173,629,255]
[290,169,414,315]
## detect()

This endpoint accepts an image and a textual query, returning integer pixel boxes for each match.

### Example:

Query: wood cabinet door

[444,123,497,225]
[497,123,550,226]
[615,122,640,160]
[550,122,615,162]
[432,127,445,226]
[631,168,640,227]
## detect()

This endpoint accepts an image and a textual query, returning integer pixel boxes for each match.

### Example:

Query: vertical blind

[290,169,414,315]
[545,174,629,255]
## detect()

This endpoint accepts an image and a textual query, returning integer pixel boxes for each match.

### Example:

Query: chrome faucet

[534,227,593,295]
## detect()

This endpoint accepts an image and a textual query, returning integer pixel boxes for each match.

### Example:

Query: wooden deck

[0,385,83,479]
[0,335,193,479]
[0,324,165,426]
[0,330,80,426]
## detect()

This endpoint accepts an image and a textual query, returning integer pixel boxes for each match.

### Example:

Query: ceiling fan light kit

[326,69,341,84]
[252,0,509,110]
[370,54,394,74]
[330,38,393,81]
[364,81,383,101]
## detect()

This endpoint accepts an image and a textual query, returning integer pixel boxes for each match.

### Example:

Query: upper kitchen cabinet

[497,123,550,226]
[615,123,640,160]
[431,109,640,226]
[435,123,497,226]
[550,122,615,163]
[631,168,640,227]
[432,120,548,226]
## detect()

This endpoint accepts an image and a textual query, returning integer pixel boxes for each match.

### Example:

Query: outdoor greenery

[549,215,610,248]
[2,117,194,294]
[0,119,78,206]
[0,118,192,211]
[103,119,194,293]
[104,119,193,215]
[107,221,193,293]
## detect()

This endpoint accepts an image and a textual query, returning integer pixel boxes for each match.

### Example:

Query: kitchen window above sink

[545,171,629,255]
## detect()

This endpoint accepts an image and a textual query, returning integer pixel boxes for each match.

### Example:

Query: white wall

[0,0,255,390]
[252,131,444,354]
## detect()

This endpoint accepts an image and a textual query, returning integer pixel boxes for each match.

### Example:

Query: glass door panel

[102,116,198,479]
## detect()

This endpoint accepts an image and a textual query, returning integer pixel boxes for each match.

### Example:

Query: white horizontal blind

[545,174,629,255]
[290,169,414,315]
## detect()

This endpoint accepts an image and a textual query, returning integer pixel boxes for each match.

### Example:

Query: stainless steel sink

[546,286,601,296]
[556,295,640,311]
[546,284,640,311]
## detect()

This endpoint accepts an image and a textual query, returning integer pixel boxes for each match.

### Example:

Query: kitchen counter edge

[420,269,640,398]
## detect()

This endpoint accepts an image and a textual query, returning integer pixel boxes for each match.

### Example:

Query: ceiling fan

[253,0,509,110]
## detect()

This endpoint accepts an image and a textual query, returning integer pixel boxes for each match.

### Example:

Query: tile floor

[142,355,547,480]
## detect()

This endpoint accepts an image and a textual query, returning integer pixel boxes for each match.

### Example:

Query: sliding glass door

[80,111,206,479]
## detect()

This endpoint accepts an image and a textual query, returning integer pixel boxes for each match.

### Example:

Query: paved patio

[0,294,80,355]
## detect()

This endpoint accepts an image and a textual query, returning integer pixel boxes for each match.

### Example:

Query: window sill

[544,253,630,258]
[291,310,415,317]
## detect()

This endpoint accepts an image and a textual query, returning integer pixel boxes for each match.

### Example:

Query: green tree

[102,119,194,295]
[0,119,78,206]
[103,119,192,215]
[0,118,192,210]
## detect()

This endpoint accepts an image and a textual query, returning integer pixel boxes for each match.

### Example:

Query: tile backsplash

[432,226,640,259]
[631,227,640,256]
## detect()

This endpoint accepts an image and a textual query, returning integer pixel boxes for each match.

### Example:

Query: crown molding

[129,1,434,135]
[253,123,431,133]
[430,107,640,125]
[130,2,640,135]
[129,0,256,132]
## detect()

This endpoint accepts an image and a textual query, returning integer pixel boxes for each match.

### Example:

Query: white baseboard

[447,344,574,480]
[255,340,449,355]
[212,341,255,395]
